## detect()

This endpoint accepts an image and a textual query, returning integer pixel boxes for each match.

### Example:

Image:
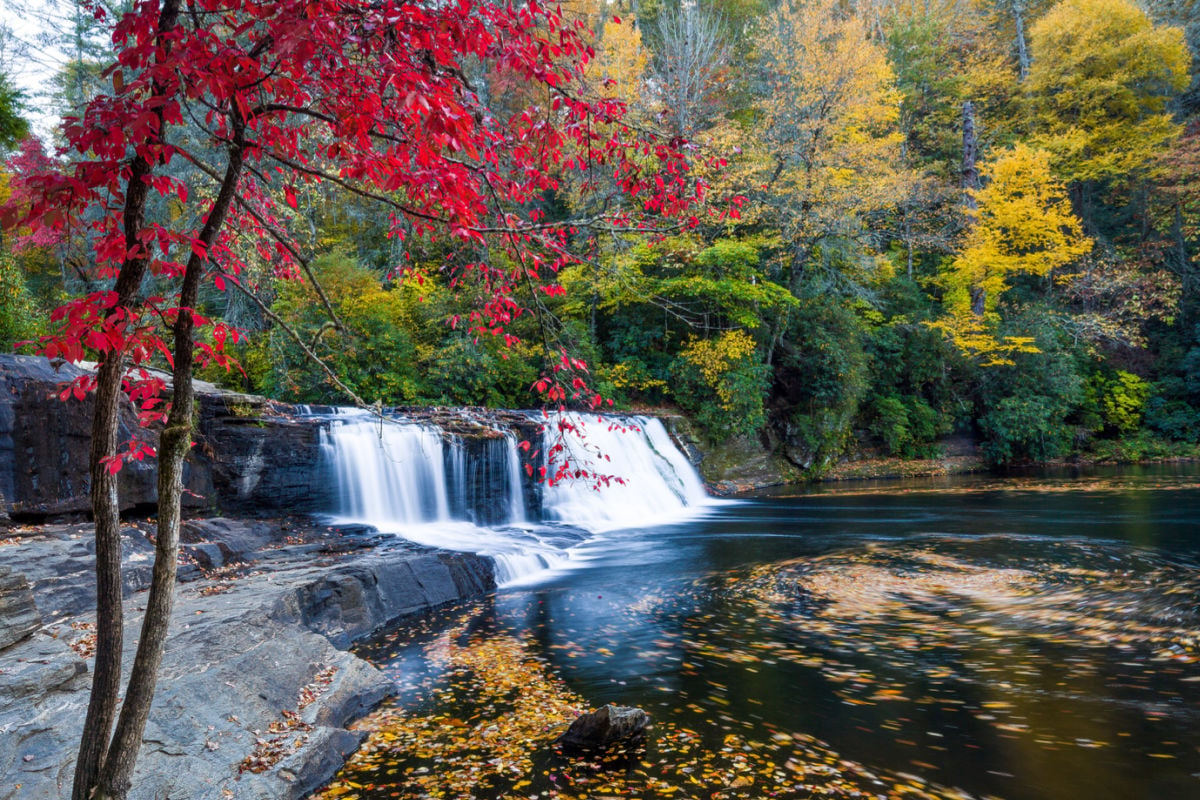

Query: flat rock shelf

[0,518,495,800]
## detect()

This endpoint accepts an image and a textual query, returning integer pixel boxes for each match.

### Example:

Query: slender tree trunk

[71,38,178,794]
[91,117,246,800]
[1012,1,1030,82]
[70,2,182,797]
[961,101,986,317]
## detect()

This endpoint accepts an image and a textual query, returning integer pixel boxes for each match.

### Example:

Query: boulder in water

[555,704,650,751]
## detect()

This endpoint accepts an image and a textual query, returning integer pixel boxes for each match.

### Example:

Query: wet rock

[555,704,650,751]
[665,415,798,493]
[192,393,334,516]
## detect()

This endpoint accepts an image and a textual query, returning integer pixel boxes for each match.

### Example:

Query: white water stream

[317,409,717,585]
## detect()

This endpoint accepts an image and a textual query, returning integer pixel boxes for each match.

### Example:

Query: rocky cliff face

[0,356,337,520]
[0,356,159,518]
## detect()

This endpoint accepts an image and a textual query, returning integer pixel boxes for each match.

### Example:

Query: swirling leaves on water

[314,537,1200,800]
[634,538,1200,759]
[312,609,985,800]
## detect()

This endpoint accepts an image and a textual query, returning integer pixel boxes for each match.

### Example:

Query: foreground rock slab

[0,519,495,800]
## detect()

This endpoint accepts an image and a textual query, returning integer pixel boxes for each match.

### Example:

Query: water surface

[315,468,1200,800]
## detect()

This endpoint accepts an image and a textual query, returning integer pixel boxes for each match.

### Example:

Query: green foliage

[671,330,770,441]
[885,11,968,175]
[975,312,1090,464]
[869,394,945,458]
[1087,431,1200,462]
[1086,370,1151,434]
[0,73,30,156]
[424,332,539,408]
[775,301,871,471]
[980,393,1076,464]
[256,252,429,404]
[0,250,42,349]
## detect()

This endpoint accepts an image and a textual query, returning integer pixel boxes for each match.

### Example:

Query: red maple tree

[1,0,711,796]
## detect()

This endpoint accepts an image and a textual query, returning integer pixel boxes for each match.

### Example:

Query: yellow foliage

[954,144,1092,311]
[928,312,1040,366]
[721,0,908,282]
[1026,0,1190,182]
[936,144,1091,362]
[680,330,758,412]
[594,14,648,98]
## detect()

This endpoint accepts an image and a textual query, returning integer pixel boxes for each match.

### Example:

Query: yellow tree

[732,0,907,293]
[1025,0,1190,184]
[937,143,1092,363]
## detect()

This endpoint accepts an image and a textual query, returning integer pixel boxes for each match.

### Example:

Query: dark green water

[323,467,1200,800]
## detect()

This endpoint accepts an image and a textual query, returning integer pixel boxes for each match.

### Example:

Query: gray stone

[0,567,40,650]
[0,525,156,619]
[182,518,275,561]
[0,533,496,800]
[555,704,650,751]
[183,543,225,570]
[0,356,158,518]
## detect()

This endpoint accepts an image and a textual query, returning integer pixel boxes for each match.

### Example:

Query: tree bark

[71,3,181,798]
[72,61,176,800]
[1012,1,1031,82]
[961,101,980,210]
[91,115,246,800]
[961,100,986,317]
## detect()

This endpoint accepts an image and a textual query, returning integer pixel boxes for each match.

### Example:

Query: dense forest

[2,0,1199,475]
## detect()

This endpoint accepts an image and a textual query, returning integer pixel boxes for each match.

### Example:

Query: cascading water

[317,409,715,585]
[323,410,450,526]
[540,413,712,532]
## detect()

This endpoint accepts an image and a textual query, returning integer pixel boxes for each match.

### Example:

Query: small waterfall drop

[323,411,450,526]
[540,414,712,532]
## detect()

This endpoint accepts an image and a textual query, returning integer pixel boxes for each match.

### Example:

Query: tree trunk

[961,101,980,209]
[70,13,179,782]
[90,112,246,800]
[69,2,182,796]
[961,100,985,317]
[1013,1,1031,82]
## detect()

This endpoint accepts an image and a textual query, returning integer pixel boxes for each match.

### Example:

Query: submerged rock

[555,704,650,751]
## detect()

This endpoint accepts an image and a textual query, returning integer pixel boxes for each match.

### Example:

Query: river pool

[313,467,1200,800]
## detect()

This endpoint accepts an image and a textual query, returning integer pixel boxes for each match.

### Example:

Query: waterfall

[540,413,712,532]
[316,409,714,585]
[323,411,450,526]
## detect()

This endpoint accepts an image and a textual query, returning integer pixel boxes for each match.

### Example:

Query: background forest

[1,0,1199,475]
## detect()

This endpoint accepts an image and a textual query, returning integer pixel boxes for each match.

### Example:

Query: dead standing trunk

[1012,0,1031,82]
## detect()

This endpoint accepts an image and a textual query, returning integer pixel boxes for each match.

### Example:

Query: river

[308,415,1200,799]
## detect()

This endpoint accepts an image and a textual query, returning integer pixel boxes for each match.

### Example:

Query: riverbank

[0,516,495,800]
